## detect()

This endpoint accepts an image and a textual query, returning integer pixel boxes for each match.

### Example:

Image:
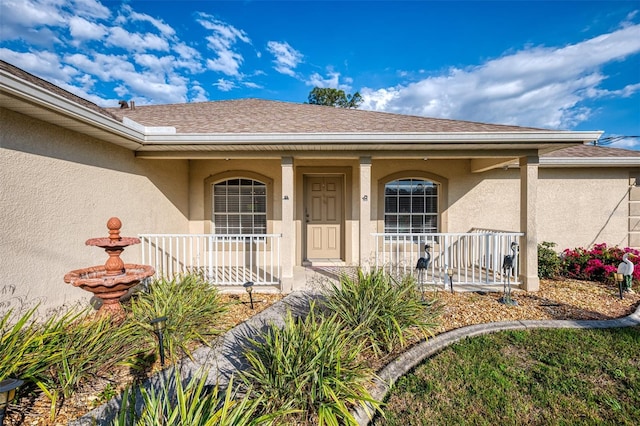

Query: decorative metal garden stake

[0,378,23,425]
[499,242,518,306]
[416,244,431,301]
[614,272,624,300]
[446,267,454,294]
[244,281,254,309]
[150,316,167,366]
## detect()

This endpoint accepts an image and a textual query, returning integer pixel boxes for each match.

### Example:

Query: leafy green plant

[538,241,561,279]
[126,274,230,362]
[322,268,441,355]
[95,383,118,407]
[113,370,285,425]
[241,304,380,425]
[0,307,81,390]
[51,314,143,399]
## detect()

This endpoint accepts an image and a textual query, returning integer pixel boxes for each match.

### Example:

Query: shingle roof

[543,144,640,158]
[107,98,546,134]
[0,60,118,120]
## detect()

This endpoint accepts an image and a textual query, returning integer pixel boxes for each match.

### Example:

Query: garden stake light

[613,272,624,300]
[244,281,254,309]
[150,316,167,366]
[446,268,454,294]
[0,378,23,425]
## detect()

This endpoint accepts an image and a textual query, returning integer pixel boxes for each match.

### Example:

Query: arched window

[384,178,438,234]
[213,178,266,234]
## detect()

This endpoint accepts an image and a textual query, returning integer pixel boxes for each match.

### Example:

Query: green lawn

[374,326,640,425]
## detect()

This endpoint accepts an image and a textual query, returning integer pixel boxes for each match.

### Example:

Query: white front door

[305,176,343,260]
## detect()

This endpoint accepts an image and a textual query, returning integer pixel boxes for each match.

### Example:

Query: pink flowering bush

[560,243,640,284]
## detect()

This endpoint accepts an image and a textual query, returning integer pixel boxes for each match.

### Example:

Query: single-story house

[2,59,640,313]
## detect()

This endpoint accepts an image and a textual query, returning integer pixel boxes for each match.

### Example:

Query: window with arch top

[213,178,266,234]
[384,178,438,234]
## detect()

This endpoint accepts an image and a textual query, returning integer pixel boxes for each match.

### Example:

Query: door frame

[302,172,346,263]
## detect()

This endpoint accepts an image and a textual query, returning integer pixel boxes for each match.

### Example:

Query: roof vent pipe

[130,100,135,110]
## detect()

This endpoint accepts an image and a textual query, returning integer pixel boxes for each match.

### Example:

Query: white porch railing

[372,231,524,287]
[139,234,281,286]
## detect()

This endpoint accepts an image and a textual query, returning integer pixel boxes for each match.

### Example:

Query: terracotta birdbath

[64,217,155,317]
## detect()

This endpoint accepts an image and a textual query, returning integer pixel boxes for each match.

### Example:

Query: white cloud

[215,78,236,91]
[197,12,250,77]
[361,23,640,129]
[72,0,110,20]
[266,41,303,76]
[205,40,244,76]
[69,16,106,41]
[106,27,170,52]
[123,5,175,37]
[306,71,352,92]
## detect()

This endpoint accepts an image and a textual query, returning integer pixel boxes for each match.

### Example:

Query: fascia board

[140,131,603,145]
[1,70,144,149]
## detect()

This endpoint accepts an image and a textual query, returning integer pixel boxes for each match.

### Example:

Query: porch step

[302,259,346,267]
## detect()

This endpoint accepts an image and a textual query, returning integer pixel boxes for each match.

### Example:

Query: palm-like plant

[323,269,441,356]
[241,304,380,425]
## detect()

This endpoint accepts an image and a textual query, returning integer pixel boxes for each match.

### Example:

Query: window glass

[384,178,438,233]
[213,179,267,234]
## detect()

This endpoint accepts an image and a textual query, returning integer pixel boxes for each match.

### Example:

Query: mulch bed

[6,280,639,425]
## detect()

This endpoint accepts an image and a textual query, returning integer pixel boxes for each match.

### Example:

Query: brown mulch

[6,280,640,425]
[432,278,640,335]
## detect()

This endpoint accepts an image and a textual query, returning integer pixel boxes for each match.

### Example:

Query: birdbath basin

[64,217,154,317]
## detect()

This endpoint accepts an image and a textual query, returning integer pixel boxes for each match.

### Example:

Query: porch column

[520,155,540,291]
[281,157,295,291]
[359,156,372,270]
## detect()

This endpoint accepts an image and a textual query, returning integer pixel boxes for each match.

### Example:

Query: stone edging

[353,304,640,425]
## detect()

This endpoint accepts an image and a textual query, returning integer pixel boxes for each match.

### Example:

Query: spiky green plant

[126,274,230,362]
[51,314,143,399]
[241,303,381,425]
[113,370,286,425]
[323,268,441,355]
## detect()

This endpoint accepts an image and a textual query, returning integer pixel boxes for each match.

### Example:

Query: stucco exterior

[1,108,189,313]
[2,59,638,314]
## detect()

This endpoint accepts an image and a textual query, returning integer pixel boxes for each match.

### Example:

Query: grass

[374,326,640,425]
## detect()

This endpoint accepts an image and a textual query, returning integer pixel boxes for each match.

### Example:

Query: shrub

[1,307,145,420]
[114,371,284,425]
[560,243,640,284]
[241,304,380,425]
[322,269,441,356]
[126,274,230,362]
[538,241,561,279]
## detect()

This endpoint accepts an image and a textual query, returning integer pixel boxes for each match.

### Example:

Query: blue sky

[1,1,639,148]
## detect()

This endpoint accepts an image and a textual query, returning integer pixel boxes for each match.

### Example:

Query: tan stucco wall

[538,168,631,250]
[1,108,189,314]
[370,158,633,252]
[370,158,520,234]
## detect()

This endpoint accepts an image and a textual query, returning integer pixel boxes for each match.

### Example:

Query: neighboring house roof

[539,144,640,167]
[543,144,640,158]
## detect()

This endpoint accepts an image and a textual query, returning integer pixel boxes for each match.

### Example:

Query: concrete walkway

[70,290,320,425]
[71,292,640,425]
